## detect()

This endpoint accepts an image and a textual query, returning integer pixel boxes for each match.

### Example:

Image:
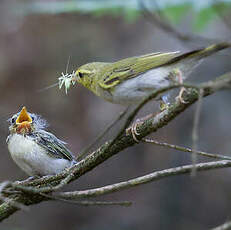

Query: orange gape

[16,121,32,134]
[16,106,32,124]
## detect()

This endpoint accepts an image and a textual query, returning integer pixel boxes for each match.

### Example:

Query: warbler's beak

[15,106,33,133]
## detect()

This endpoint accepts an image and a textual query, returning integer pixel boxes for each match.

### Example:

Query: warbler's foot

[126,113,156,142]
[159,95,170,111]
[126,119,143,142]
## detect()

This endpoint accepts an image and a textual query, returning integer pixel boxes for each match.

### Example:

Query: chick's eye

[11,117,16,124]
[78,72,84,78]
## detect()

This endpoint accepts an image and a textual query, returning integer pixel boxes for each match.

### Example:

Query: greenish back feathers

[75,42,230,93]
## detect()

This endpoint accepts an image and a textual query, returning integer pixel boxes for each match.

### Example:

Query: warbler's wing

[34,130,74,161]
[98,51,180,90]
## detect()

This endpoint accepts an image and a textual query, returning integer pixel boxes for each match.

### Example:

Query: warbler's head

[74,62,108,90]
[58,62,108,94]
[8,106,47,135]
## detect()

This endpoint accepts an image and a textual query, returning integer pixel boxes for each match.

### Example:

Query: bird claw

[176,87,188,104]
[126,119,143,142]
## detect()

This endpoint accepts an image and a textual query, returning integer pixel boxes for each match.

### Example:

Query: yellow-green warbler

[58,43,230,140]
[59,43,230,105]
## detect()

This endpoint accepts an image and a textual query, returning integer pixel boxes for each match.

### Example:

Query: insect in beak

[58,71,76,94]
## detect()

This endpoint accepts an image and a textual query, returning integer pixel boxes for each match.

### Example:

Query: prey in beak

[15,106,33,134]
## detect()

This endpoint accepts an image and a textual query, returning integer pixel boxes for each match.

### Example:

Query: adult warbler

[7,106,76,176]
[59,43,230,105]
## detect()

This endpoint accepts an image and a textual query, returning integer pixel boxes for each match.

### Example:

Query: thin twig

[59,200,132,207]
[57,160,231,200]
[11,170,76,194]
[41,193,131,206]
[78,106,130,160]
[139,0,222,44]
[0,181,29,211]
[191,89,204,176]
[213,1,231,32]
[142,138,231,160]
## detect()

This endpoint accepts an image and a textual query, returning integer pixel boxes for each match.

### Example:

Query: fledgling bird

[7,106,76,177]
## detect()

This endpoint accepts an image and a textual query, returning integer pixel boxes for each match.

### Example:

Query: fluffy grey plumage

[7,107,77,176]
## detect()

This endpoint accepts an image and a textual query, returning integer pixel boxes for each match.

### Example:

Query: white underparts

[7,134,72,176]
[102,59,202,105]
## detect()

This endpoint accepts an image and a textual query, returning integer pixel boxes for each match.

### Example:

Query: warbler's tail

[164,42,231,66]
[195,42,231,58]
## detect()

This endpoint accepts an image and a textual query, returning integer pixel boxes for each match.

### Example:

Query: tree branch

[56,160,231,199]
[141,138,231,160]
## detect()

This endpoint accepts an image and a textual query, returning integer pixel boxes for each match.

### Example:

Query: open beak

[16,106,33,134]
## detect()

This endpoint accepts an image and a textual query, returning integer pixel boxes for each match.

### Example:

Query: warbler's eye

[79,72,83,78]
[31,116,35,121]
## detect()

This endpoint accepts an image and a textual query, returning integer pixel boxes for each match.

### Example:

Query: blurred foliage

[162,3,192,24]
[19,0,231,30]
[193,2,231,30]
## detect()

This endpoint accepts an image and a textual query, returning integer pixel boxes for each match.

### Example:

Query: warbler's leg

[78,106,130,160]
[169,69,187,104]
[126,95,171,142]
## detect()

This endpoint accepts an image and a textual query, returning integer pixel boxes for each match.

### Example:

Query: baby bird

[7,106,76,176]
